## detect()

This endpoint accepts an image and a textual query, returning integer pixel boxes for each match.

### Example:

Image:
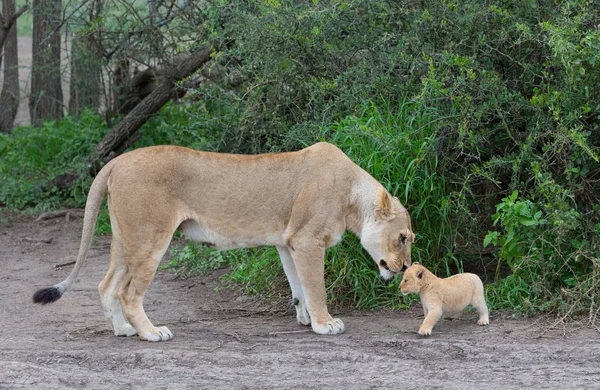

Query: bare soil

[1,216,599,389]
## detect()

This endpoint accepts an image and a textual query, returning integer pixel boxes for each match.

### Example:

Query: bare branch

[39,0,91,47]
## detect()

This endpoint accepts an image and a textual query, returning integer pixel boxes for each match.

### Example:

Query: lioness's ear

[374,189,394,221]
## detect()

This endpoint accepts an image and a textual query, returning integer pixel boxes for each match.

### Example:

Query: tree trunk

[29,0,63,126]
[69,35,102,117]
[0,0,21,133]
[87,44,214,175]
[68,0,102,117]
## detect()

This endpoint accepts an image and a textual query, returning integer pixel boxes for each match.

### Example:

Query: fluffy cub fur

[400,263,489,336]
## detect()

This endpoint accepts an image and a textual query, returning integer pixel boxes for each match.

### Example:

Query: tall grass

[316,99,454,308]
[166,99,454,309]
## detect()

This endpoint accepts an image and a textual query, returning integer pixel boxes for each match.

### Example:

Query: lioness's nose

[379,259,389,271]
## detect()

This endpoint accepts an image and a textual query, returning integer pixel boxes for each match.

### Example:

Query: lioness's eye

[400,234,407,245]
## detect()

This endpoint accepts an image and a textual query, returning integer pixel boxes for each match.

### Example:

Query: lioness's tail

[33,161,115,304]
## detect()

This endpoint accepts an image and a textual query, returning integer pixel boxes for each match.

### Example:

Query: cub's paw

[140,326,173,342]
[417,327,432,336]
[477,317,490,326]
[114,323,138,337]
[293,298,311,326]
[312,318,345,335]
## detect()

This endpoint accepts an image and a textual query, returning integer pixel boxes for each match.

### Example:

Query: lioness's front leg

[277,246,311,326]
[288,242,344,335]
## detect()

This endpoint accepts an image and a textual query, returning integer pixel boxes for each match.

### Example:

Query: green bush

[0,111,108,211]
[3,0,600,315]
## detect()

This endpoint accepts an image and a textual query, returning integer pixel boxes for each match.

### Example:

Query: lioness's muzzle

[379,259,390,271]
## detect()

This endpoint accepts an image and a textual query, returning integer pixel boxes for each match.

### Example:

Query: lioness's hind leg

[119,237,173,342]
[277,246,310,326]
[99,238,136,337]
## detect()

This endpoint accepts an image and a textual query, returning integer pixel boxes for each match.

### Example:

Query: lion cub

[400,263,489,336]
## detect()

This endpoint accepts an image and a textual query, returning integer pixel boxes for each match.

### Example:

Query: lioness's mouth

[380,259,408,274]
[379,259,390,271]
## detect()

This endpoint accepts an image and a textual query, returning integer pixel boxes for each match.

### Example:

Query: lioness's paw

[140,326,173,342]
[477,318,489,326]
[417,327,432,336]
[312,318,345,335]
[114,323,138,337]
[294,300,311,326]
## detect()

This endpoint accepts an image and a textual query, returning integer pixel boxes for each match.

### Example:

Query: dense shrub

[3,0,599,314]
[213,0,600,312]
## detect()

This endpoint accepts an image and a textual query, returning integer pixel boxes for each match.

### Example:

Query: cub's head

[361,188,415,280]
[400,263,426,295]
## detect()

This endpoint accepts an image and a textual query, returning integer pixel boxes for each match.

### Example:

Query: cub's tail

[32,160,116,305]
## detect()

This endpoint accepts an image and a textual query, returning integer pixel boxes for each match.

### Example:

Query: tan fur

[400,263,489,336]
[36,142,415,341]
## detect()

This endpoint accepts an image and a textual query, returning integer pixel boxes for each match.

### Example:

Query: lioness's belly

[178,219,285,250]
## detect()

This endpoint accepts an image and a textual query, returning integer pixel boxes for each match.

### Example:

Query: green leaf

[483,231,499,247]
[519,217,538,226]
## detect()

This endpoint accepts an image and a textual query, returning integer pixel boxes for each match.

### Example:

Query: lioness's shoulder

[309,142,342,153]
[305,142,350,161]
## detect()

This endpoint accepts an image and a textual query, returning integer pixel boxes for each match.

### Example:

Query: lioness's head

[400,263,426,295]
[361,189,415,280]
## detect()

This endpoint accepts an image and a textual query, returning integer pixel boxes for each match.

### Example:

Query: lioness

[33,142,415,341]
[400,263,489,336]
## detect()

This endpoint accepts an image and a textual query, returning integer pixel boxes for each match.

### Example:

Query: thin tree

[69,0,102,117]
[29,0,63,126]
[0,0,27,133]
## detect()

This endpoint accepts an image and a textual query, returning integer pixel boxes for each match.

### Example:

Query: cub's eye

[399,234,407,245]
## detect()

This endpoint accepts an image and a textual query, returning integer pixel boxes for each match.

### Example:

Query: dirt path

[1,216,599,389]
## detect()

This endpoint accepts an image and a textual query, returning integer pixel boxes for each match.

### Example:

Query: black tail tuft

[33,287,62,305]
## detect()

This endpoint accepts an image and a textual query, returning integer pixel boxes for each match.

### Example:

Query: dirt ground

[1,216,599,389]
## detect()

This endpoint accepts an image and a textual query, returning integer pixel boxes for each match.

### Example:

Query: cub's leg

[288,241,344,334]
[418,304,442,336]
[421,299,429,318]
[119,235,173,342]
[277,246,310,326]
[98,237,137,336]
[471,293,490,326]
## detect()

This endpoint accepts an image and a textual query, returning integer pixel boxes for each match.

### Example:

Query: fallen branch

[87,43,217,175]
[23,236,53,244]
[36,209,85,221]
[54,261,76,270]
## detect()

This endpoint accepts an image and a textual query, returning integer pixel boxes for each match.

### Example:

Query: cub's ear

[374,189,395,221]
[417,271,423,280]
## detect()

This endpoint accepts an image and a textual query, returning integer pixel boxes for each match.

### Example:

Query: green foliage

[160,242,231,279]
[0,111,108,211]
[3,0,600,315]
[225,247,286,297]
